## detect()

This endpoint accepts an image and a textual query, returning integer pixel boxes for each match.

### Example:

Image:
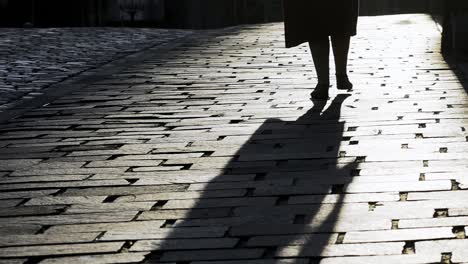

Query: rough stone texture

[38,253,148,264]
[0,242,124,257]
[0,28,192,112]
[0,14,467,264]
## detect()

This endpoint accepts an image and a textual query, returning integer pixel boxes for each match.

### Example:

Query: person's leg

[309,37,330,99]
[309,37,330,86]
[331,35,353,90]
[331,34,351,75]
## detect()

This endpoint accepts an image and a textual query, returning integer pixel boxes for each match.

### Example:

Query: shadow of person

[144,94,358,263]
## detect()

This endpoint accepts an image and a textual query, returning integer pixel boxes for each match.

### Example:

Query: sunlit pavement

[0,14,467,263]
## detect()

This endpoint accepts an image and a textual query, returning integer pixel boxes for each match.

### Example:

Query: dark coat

[283,0,360,48]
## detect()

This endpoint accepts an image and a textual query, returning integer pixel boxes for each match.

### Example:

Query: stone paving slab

[0,28,192,113]
[0,14,467,264]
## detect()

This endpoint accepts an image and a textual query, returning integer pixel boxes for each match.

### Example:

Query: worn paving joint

[23,257,44,264]
[452,226,466,239]
[368,202,378,211]
[451,180,461,191]
[336,233,346,244]
[434,209,449,218]
[403,241,416,254]
[399,192,408,201]
[419,173,426,181]
[441,252,453,264]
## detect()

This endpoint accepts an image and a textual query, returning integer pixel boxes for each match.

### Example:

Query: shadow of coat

[144,94,358,263]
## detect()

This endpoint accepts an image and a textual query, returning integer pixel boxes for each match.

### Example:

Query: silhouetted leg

[331,35,350,75]
[309,37,330,85]
[331,35,353,90]
[309,37,330,99]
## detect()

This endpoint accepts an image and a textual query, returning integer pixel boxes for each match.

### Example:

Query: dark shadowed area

[143,95,358,263]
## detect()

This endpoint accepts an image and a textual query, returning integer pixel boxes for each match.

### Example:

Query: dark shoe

[336,74,353,91]
[310,83,330,100]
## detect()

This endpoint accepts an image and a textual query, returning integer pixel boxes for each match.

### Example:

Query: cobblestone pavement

[0,28,192,112]
[0,14,467,264]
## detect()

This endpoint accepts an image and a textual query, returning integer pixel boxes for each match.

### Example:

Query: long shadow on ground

[143,94,358,263]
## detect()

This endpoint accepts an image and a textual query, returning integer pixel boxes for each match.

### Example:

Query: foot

[310,83,330,100]
[336,74,353,90]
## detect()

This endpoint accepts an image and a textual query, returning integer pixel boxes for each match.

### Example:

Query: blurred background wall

[0,0,466,58]
[0,0,166,27]
[0,0,457,28]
